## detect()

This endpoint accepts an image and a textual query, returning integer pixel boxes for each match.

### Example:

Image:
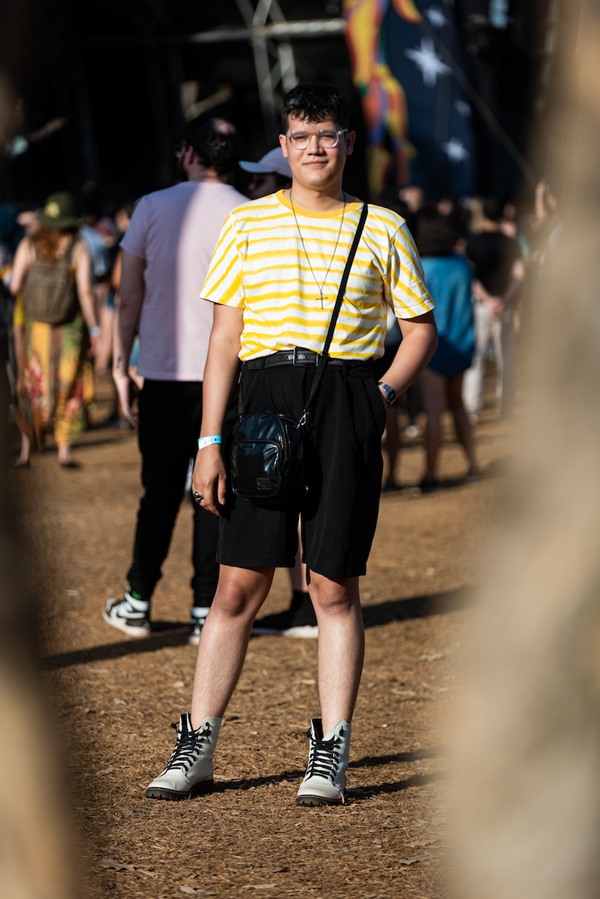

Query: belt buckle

[291,347,318,366]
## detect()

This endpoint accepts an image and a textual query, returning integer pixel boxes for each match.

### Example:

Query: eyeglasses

[285,129,348,150]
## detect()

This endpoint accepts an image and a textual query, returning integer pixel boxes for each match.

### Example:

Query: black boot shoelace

[305,728,344,781]
[161,719,212,774]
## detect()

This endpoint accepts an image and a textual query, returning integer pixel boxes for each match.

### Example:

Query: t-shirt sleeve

[200,213,244,308]
[387,220,435,319]
[120,197,149,259]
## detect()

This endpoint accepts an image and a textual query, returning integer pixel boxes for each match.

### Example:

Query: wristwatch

[378,381,397,406]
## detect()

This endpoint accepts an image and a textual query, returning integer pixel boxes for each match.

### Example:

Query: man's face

[279,115,355,194]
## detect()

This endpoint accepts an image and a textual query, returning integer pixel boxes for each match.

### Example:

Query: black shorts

[217,360,386,579]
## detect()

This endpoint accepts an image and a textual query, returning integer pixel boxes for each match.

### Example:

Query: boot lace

[161,719,213,775]
[305,727,344,781]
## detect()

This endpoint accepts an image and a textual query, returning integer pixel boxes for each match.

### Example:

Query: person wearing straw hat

[9,191,100,468]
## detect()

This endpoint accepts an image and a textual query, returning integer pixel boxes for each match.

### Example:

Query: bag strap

[299,201,368,426]
[322,201,368,358]
[56,239,76,271]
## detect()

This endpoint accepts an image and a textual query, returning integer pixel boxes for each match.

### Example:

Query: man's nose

[305,134,325,152]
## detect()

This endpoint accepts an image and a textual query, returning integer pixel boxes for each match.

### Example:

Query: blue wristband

[197,435,222,450]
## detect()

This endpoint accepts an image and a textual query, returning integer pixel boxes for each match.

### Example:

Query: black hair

[481,196,504,222]
[281,82,349,132]
[414,204,459,257]
[176,115,241,178]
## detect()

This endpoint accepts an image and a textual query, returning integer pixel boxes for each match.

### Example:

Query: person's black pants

[127,379,218,613]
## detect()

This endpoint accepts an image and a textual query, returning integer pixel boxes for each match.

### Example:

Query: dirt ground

[11,372,511,899]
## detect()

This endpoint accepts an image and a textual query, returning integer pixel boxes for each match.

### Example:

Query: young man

[103,116,246,645]
[145,83,437,806]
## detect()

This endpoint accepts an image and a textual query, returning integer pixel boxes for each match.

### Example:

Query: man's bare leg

[308,572,364,731]
[190,564,275,726]
[145,564,275,800]
[295,572,363,805]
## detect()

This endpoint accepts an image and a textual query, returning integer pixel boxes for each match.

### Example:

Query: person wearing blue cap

[239,147,315,637]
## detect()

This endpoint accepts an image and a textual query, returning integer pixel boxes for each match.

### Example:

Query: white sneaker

[252,593,317,638]
[188,607,211,646]
[103,588,150,637]
[145,712,221,800]
[296,718,351,806]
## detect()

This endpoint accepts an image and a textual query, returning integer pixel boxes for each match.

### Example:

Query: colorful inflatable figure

[343,0,422,198]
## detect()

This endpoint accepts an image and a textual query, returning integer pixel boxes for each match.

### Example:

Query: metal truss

[234,0,297,132]
[232,1,343,132]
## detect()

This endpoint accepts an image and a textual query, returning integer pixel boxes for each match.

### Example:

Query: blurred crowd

[375,176,560,493]
[0,189,136,465]
[0,156,560,478]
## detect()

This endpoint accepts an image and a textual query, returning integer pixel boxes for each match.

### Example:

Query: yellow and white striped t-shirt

[200,190,434,361]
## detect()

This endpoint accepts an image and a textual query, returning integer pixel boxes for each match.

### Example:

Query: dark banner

[344,0,476,201]
[344,0,556,201]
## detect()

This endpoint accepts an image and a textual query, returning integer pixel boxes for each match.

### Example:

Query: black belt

[244,349,365,370]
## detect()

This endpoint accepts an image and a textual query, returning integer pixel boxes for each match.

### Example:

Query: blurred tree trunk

[0,358,82,897]
[450,5,600,898]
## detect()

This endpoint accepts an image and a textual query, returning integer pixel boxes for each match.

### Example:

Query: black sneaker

[253,591,317,638]
[411,478,441,496]
[103,588,150,636]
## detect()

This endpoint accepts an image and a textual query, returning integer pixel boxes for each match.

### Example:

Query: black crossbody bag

[230,203,368,509]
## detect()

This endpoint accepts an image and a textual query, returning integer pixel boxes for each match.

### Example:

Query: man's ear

[279,133,289,159]
[345,130,357,157]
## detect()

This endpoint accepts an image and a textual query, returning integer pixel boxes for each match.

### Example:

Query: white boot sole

[296,791,345,807]
[145,778,214,801]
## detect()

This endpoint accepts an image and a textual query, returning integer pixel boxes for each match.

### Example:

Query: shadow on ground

[43,587,471,671]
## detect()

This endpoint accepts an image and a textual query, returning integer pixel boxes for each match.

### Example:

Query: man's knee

[308,573,359,615]
[213,566,274,617]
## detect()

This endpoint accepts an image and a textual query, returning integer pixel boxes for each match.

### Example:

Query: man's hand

[486,296,506,318]
[113,370,139,427]
[193,445,227,516]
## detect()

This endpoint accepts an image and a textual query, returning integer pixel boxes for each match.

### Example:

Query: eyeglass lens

[287,130,345,149]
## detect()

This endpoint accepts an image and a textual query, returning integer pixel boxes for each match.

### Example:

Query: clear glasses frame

[285,128,348,150]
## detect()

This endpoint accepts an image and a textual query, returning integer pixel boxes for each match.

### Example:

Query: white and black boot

[296,718,351,806]
[145,712,221,800]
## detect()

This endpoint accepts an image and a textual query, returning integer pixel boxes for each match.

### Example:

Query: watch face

[379,382,396,405]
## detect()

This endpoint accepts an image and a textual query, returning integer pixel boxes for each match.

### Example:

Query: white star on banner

[405,38,451,88]
[425,7,448,29]
[454,99,471,117]
[443,137,470,163]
